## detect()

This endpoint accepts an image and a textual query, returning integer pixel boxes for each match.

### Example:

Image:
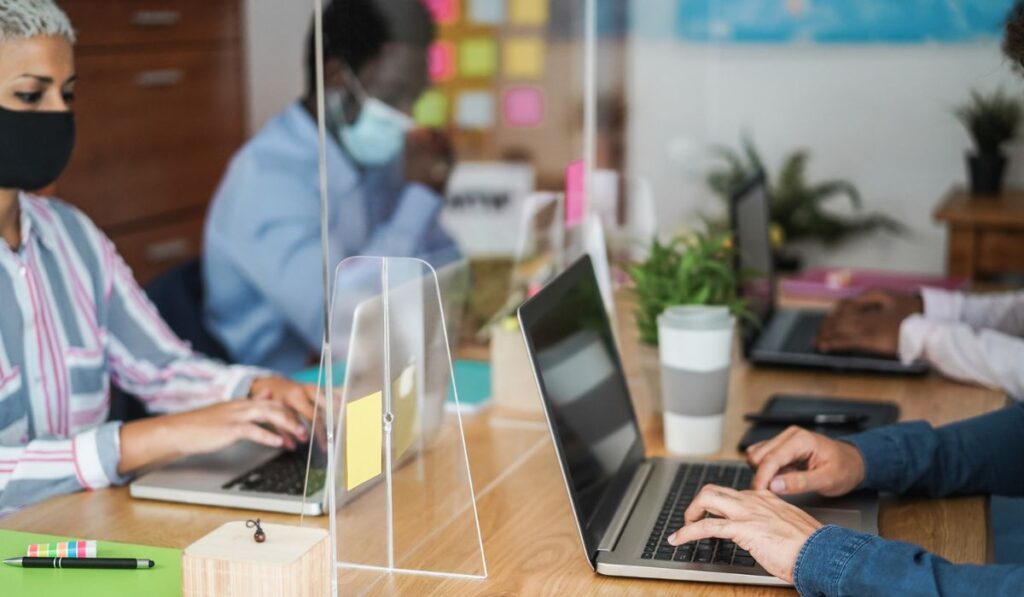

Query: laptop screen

[518,256,645,561]
[731,174,776,345]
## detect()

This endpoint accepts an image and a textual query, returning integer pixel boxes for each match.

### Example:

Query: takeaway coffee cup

[657,305,734,455]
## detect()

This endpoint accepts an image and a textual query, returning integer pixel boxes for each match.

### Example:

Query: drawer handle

[145,238,191,263]
[131,10,182,27]
[134,69,184,88]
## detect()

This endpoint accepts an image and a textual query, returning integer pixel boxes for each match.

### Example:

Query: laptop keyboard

[642,463,756,567]
[222,447,313,496]
[781,312,828,354]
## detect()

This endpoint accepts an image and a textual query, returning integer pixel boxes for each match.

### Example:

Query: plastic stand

[301,257,486,594]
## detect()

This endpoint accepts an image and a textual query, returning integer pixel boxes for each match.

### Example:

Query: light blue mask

[336,95,413,167]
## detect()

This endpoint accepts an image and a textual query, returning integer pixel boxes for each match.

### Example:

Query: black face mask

[0,105,75,191]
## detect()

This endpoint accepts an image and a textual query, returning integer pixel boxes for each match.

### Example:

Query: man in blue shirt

[666,6,1024,594]
[203,0,459,373]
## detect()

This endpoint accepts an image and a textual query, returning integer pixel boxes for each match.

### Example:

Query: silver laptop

[730,172,927,375]
[517,256,878,586]
[130,260,468,514]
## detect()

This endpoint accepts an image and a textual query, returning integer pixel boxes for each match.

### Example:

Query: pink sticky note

[502,86,544,127]
[565,160,585,228]
[422,0,459,25]
[428,41,456,82]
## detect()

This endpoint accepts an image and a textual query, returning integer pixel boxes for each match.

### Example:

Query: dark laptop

[517,256,878,586]
[729,172,928,374]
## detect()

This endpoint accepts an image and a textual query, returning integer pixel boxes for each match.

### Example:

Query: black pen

[3,557,155,569]
[744,413,868,427]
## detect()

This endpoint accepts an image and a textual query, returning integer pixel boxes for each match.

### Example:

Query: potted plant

[707,138,905,271]
[627,233,750,409]
[955,89,1023,196]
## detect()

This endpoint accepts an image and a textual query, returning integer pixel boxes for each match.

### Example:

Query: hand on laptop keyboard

[667,485,823,585]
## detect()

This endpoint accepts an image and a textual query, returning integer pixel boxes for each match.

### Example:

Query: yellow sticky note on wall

[346,391,382,490]
[392,364,420,461]
[505,37,545,78]
[510,0,548,25]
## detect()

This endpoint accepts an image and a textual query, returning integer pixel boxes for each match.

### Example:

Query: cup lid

[658,305,732,331]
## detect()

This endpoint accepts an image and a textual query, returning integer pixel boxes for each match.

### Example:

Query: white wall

[626,36,1024,274]
[244,0,311,134]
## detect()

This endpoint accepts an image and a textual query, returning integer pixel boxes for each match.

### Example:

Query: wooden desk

[935,187,1024,282]
[0,303,1007,596]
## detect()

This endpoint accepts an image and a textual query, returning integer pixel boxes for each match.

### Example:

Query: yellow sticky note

[346,391,382,490]
[392,364,420,461]
[505,37,545,78]
[510,0,548,25]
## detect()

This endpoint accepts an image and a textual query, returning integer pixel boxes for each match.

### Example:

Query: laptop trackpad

[803,507,862,528]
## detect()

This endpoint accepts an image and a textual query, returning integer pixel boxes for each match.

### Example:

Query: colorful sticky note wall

[509,0,548,25]
[345,391,382,491]
[456,91,496,128]
[414,90,448,127]
[502,86,544,127]
[423,0,460,25]
[459,37,498,77]
[469,0,505,24]
[504,37,545,78]
[428,40,457,82]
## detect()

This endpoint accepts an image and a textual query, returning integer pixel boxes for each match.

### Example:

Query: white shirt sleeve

[921,288,1024,335]
[900,303,1024,401]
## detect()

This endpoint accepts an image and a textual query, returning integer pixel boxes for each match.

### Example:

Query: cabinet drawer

[62,1,240,49]
[59,48,244,230]
[110,214,206,285]
[976,228,1024,275]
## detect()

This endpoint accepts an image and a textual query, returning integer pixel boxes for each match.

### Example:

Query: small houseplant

[629,233,750,346]
[955,88,1023,196]
[707,138,904,271]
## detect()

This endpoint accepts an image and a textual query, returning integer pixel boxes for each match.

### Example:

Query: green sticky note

[0,529,182,597]
[459,37,497,77]
[414,90,448,127]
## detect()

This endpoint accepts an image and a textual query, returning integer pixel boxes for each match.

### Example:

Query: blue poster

[676,0,1015,44]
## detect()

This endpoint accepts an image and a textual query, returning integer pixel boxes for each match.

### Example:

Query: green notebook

[0,530,181,597]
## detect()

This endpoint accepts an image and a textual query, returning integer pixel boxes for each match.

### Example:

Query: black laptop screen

[731,175,776,345]
[518,256,645,560]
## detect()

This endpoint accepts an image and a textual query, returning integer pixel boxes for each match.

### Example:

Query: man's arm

[843,403,1024,497]
[360,183,447,258]
[922,288,1024,335]
[900,315,1024,400]
[796,525,1024,597]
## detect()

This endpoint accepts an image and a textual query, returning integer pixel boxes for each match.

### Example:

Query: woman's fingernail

[667,533,678,546]
[769,478,786,493]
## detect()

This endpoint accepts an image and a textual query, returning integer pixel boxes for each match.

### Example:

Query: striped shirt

[0,193,262,515]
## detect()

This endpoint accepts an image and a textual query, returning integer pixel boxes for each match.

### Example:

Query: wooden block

[182,522,330,597]
[490,324,543,413]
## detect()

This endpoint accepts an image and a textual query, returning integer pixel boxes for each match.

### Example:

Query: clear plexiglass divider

[300,256,485,594]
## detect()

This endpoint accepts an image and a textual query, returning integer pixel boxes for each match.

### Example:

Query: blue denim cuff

[794,525,874,596]
[840,421,930,492]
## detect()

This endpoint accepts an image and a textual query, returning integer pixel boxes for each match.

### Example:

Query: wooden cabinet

[57,0,245,283]
[935,187,1024,282]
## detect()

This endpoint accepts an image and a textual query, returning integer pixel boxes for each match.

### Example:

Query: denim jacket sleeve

[841,403,1024,498]
[794,525,1024,596]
